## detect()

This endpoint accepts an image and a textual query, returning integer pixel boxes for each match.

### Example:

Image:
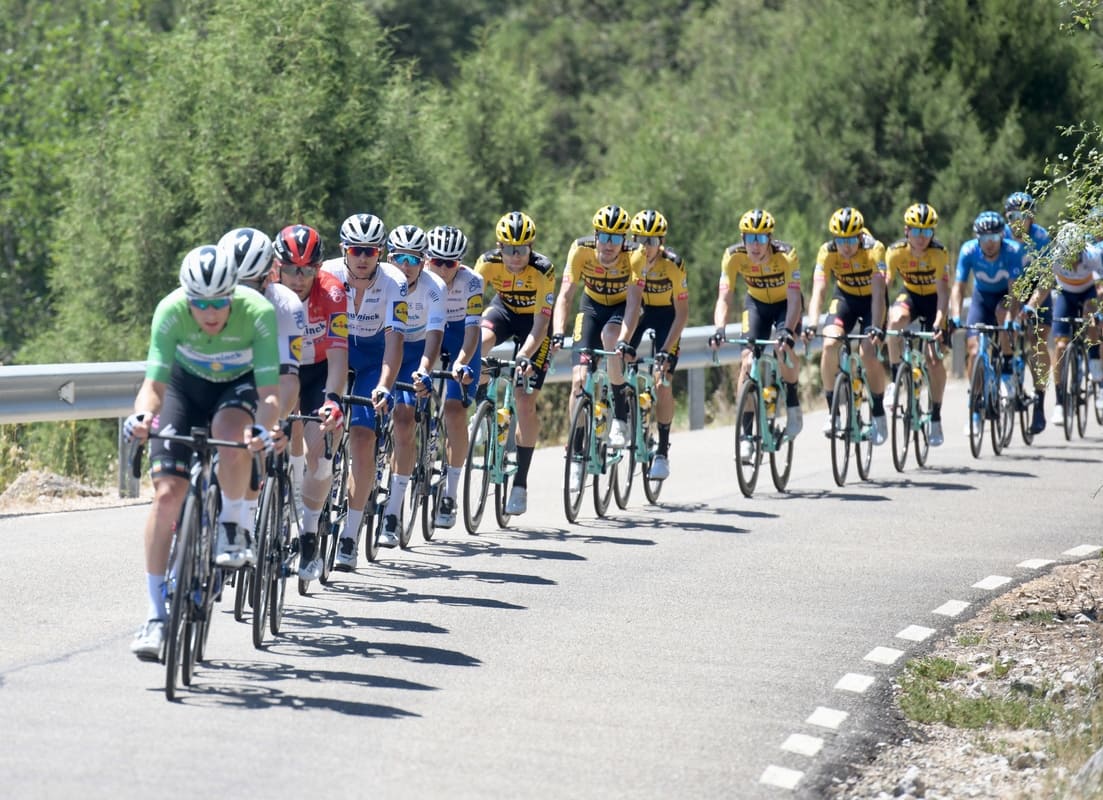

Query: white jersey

[1053,245,1102,292]
[322,259,408,346]
[439,264,485,329]
[404,269,447,344]
[241,284,306,372]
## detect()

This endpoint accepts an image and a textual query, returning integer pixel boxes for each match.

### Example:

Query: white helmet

[426,225,469,260]
[179,244,236,298]
[387,224,429,254]
[217,228,274,283]
[340,213,387,247]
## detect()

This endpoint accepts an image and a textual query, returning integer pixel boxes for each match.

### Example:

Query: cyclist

[1024,222,1102,425]
[474,211,555,513]
[377,224,444,546]
[614,210,689,480]
[552,204,641,491]
[1005,191,1053,434]
[710,209,803,464]
[950,211,1026,432]
[425,225,484,528]
[218,227,307,543]
[804,207,889,444]
[273,223,348,581]
[124,244,281,660]
[321,213,407,570]
[882,203,949,447]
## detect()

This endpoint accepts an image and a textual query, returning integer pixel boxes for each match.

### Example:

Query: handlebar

[129,427,264,490]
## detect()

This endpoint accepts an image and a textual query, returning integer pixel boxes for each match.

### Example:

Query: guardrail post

[118,419,139,498]
[688,367,706,430]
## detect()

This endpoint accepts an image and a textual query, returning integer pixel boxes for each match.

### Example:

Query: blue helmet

[1004,192,1035,214]
[973,211,1005,236]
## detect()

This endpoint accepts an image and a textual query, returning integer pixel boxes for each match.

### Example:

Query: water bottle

[496,407,511,445]
[763,385,777,416]
[594,399,608,437]
[639,391,652,410]
[912,366,922,397]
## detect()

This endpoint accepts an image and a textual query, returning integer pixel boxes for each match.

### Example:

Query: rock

[0,469,103,504]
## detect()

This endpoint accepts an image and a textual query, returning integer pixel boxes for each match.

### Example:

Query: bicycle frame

[885,329,938,471]
[966,323,1010,457]
[727,337,796,497]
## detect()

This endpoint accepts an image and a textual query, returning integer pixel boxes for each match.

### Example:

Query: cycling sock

[890,362,900,381]
[289,453,306,486]
[242,498,258,532]
[932,402,942,422]
[871,394,884,416]
[386,475,410,516]
[301,504,322,535]
[785,381,799,407]
[219,495,244,525]
[147,573,166,622]
[446,466,461,498]
[1001,363,1013,376]
[515,446,534,488]
[658,423,671,455]
[613,383,628,420]
[344,508,364,540]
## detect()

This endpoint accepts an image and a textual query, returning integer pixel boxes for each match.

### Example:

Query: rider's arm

[378,329,403,391]
[618,279,644,344]
[133,378,166,419]
[665,284,690,353]
[521,311,551,361]
[552,241,581,339]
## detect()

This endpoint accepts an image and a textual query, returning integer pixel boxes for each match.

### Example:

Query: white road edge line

[1064,544,1101,557]
[760,764,803,790]
[806,706,849,730]
[972,575,1011,591]
[896,625,936,642]
[933,599,970,617]
[1018,558,1056,569]
[781,733,824,757]
[835,673,875,693]
[864,646,905,665]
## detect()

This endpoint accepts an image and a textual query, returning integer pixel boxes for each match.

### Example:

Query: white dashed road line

[781,733,824,757]
[933,599,970,617]
[972,575,1011,591]
[806,706,848,730]
[863,646,904,665]
[1018,558,1056,569]
[895,624,936,642]
[1064,544,1101,557]
[835,673,875,693]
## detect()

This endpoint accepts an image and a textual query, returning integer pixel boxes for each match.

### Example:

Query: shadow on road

[925,464,1036,479]
[360,558,558,587]
[415,538,588,562]
[868,477,977,491]
[315,580,528,611]
[593,511,750,536]
[780,489,891,502]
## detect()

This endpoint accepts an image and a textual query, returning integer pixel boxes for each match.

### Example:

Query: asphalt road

[1,380,1100,799]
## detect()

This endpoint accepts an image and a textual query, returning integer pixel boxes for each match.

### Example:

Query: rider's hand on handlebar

[708,328,726,350]
[453,364,474,385]
[550,332,565,352]
[775,327,795,350]
[123,412,151,444]
[317,392,344,432]
[615,339,636,360]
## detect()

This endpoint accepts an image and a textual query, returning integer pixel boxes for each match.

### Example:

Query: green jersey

[145,286,280,387]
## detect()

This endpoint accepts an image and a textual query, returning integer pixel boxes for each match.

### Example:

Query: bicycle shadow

[318,579,528,611]
[355,557,558,587]
[594,511,751,536]
[419,538,588,562]
[923,465,1036,479]
[780,489,892,502]
[866,477,977,491]
[659,501,780,521]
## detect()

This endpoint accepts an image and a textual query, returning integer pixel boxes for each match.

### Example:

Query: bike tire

[1076,346,1090,438]
[1018,359,1036,446]
[233,565,251,623]
[734,378,761,497]
[913,367,931,468]
[612,406,636,509]
[829,373,851,486]
[593,440,615,518]
[890,368,912,473]
[269,476,290,635]
[564,395,593,523]
[968,358,985,458]
[494,453,513,528]
[463,402,494,534]
[640,402,663,505]
[854,377,874,482]
[164,495,197,701]
[251,474,278,648]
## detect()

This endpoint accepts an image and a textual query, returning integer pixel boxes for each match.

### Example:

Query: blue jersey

[1003,222,1050,253]
[954,238,1025,295]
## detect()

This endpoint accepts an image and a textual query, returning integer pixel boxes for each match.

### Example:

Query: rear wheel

[1060,352,1075,441]
[233,566,251,622]
[423,421,446,542]
[1017,358,1036,446]
[494,450,514,528]
[734,378,761,498]
[564,395,593,523]
[164,498,197,701]
[968,358,985,458]
[913,366,931,468]
[854,376,874,482]
[593,446,615,518]
[890,368,912,473]
[251,475,277,648]
[766,383,792,492]
[829,373,852,487]
[269,477,291,635]
[401,416,428,548]
[613,408,636,509]
[462,402,494,534]
[1075,346,1090,438]
[640,403,663,505]
[366,426,394,562]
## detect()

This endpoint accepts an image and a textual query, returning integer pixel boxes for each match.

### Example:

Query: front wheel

[251,476,278,648]
[1075,347,1090,438]
[890,368,912,473]
[640,404,663,505]
[829,373,852,487]
[912,367,931,468]
[854,376,873,482]
[564,395,593,523]
[734,378,761,498]
[463,402,494,534]
[593,443,615,518]
[494,449,514,529]
[613,411,636,509]
[968,358,985,458]
[1017,359,1036,446]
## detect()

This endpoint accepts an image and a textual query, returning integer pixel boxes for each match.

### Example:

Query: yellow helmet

[739,209,775,235]
[495,211,536,246]
[592,204,631,234]
[630,209,668,238]
[904,203,938,228]
[829,207,864,237]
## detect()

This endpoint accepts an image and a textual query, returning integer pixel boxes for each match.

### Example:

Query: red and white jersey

[297,270,348,366]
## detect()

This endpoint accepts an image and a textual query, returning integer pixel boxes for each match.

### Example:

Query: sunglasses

[978,233,1002,244]
[345,245,380,258]
[278,263,318,277]
[834,236,860,247]
[392,253,423,267]
[596,232,626,245]
[742,233,770,245]
[907,227,934,238]
[500,244,531,257]
[1006,211,1027,221]
[430,257,459,268]
[189,296,232,311]
[634,235,662,246]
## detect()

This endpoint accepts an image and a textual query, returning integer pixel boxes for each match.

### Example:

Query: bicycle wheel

[269,475,291,635]
[401,416,428,548]
[463,402,494,534]
[1017,359,1036,446]
[854,378,874,482]
[494,450,514,528]
[1059,353,1075,441]
[316,492,334,587]
[366,424,394,561]
[829,373,851,487]
[593,441,615,518]
[968,358,985,458]
[1075,346,1090,438]
[734,378,761,497]
[164,496,197,701]
[767,383,793,492]
[640,402,663,505]
[912,367,931,468]
[233,564,251,622]
[1094,367,1103,427]
[564,395,593,523]
[423,418,446,542]
[251,474,278,648]
[890,368,912,473]
[613,408,636,509]
[324,443,350,576]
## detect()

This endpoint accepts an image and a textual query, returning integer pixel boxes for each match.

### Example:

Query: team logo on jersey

[466,295,483,315]
[289,335,303,362]
[545,292,555,306]
[329,312,349,338]
[393,301,409,324]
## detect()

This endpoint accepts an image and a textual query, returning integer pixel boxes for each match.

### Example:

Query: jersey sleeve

[464,271,484,327]
[563,240,583,286]
[427,276,447,333]
[954,244,973,283]
[784,248,801,288]
[388,275,409,334]
[814,243,833,283]
[249,295,281,388]
[144,294,182,383]
[718,247,738,294]
[534,256,556,317]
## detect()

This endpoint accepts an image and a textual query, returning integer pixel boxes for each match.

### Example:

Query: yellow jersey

[814,231,887,297]
[563,236,637,305]
[473,249,556,317]
[629,246,689,307]
[884,238,949,296]
[719,240,801,305]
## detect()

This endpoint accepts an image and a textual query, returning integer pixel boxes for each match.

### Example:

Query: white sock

[301,504,322,535]
[344,509,364,540]
[386,474,410,516]
[241,499,258,533]
[446,466,461,498]
[290,454,306,488]
[146,573,166,622]
[219,495,244,526]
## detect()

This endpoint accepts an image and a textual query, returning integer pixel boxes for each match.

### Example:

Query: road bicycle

[403,369,459,545]
[965,324,1013,458]
[611,352,666,508]
[885,329,939,472]
[1002,320,1038,447]
[464,356,528,533]
[727,337,795,497]
[1054,315,1095,441]
[131,427,260,701]
[564,348,626,522]
[823,333,874,486]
